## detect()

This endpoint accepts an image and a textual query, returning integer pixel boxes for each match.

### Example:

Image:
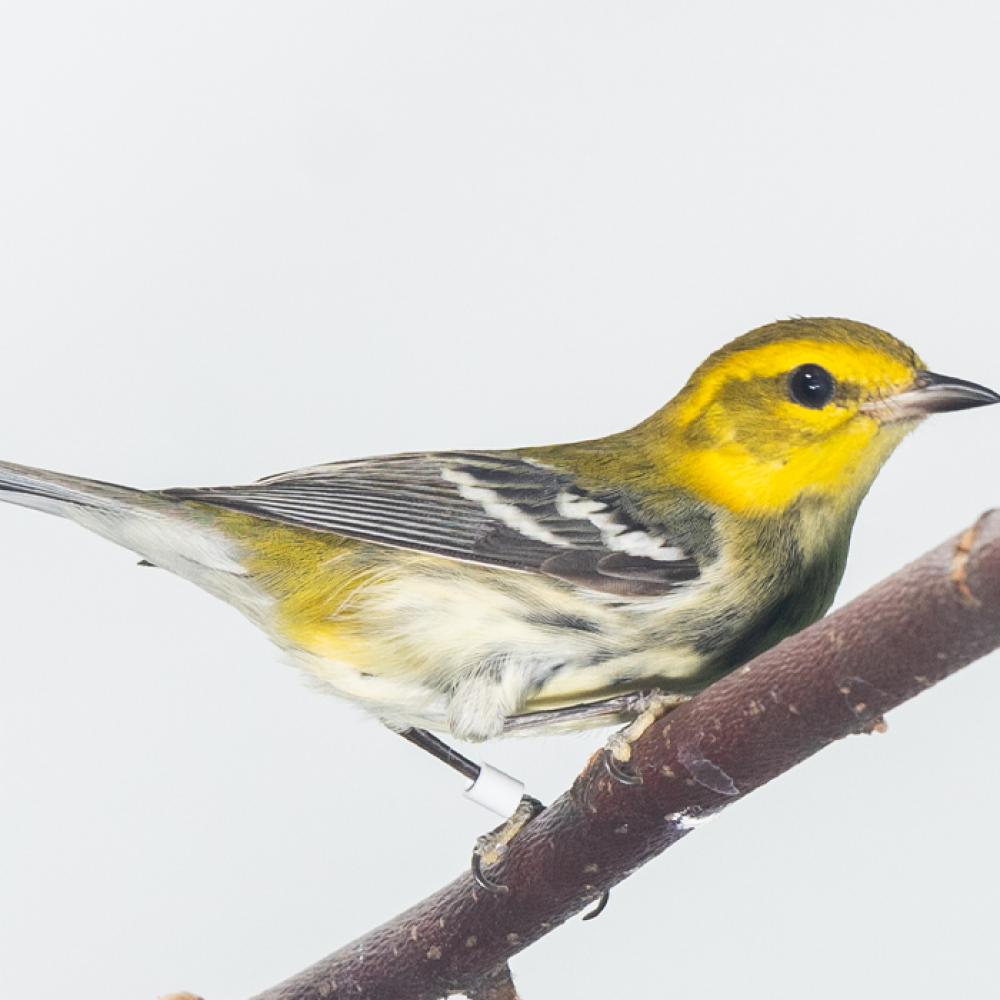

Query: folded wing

[164,451,702,597]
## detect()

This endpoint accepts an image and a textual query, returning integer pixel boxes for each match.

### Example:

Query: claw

[469,795,545,894]
[604,748,642,785]
[582,889,610,921]
[471,851,510,894]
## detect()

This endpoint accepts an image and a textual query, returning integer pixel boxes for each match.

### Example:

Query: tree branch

[248,510,1000,1000]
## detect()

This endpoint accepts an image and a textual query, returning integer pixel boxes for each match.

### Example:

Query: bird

[0,316,995,884]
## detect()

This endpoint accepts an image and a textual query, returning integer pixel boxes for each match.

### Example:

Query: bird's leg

[501,690,664,733]
[393,690,689,894]
[470,691,685,914]
[394,727,544,893]
[396,726,482,782]
[503,689,689,783]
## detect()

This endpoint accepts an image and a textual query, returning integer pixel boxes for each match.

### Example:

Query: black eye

[788,364,836,409]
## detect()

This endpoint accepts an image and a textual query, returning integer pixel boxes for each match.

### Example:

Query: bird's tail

[0,459,251,593]
[0,459,150,520]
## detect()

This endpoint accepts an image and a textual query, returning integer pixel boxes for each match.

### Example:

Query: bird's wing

[163,451,702,597]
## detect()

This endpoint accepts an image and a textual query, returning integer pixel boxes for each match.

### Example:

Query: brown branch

[248,510,1000,1000]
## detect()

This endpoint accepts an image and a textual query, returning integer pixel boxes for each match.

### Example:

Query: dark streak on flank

[523,611,604,634]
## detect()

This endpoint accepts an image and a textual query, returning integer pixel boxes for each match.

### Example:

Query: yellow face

[657,323,926,515]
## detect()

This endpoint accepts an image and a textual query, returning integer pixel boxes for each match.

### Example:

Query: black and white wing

[164,451,704,597]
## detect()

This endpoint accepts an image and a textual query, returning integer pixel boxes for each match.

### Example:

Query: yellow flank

[204,507,384,663]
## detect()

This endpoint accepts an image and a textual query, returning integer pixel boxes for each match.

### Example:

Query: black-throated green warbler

[0,318,995,755]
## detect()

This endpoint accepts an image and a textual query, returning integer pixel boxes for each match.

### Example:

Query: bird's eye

[788,364,836,409]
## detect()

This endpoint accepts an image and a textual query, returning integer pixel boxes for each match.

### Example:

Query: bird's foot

[471,794,545,893]
[604,691,690,784]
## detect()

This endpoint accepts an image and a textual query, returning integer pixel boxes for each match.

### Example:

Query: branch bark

[248,510,1000,1000]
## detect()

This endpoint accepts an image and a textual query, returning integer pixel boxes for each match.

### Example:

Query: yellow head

[643,317,998,516]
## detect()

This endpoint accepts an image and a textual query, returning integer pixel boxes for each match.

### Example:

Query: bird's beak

[864,370,1000,422]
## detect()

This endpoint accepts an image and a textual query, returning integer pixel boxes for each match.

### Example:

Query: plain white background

[1,5,1000,998]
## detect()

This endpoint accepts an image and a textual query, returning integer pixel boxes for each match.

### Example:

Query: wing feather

[164,452,704,596]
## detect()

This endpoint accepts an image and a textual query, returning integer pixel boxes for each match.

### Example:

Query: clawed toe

[603,690,690,785]
[469,794,545,892]
[604,747,643,785]
[471,851,510,893]
[581,889,611,920]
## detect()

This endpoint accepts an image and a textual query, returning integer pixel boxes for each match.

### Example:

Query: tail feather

[0,459,247,580]
[0,459,146,519]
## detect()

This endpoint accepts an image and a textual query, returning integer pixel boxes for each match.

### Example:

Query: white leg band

[464,763,525,817]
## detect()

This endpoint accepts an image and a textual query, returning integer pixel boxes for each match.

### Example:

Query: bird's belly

[257,545,721,736]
